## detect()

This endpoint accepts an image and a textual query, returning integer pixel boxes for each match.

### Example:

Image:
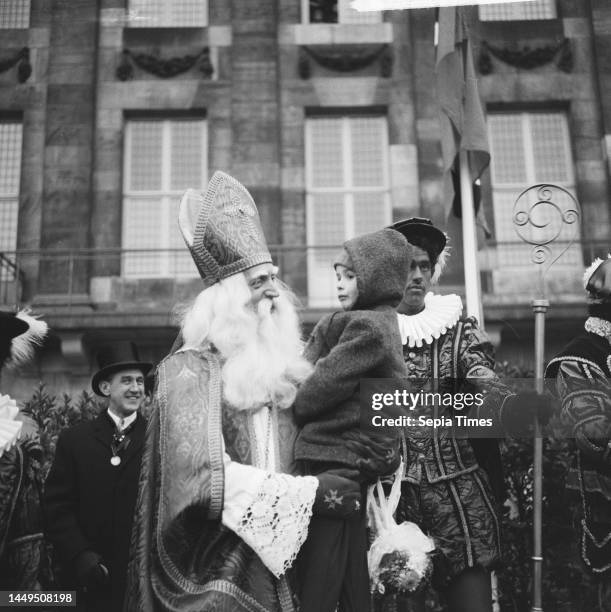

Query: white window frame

[488,110,581,274]
[305,115,391,307]
[122,118,207,278]
[479,0,556,22]
[301,0,381,24]
[127,0,208,28]
[0,0,30,28]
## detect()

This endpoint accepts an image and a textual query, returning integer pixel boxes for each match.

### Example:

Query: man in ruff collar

[545,256,611,611]
[381,218,549,612]
[44,341,151,611]
[125,171,362,612]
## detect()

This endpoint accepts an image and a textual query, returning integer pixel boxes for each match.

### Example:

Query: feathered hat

[178,171,272,288]
[0,309,48,370]
[583,254,611,296]
[0,309,48,456]
[389,217,450,283]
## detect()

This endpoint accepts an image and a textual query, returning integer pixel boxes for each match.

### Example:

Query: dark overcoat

[44,412,145,612]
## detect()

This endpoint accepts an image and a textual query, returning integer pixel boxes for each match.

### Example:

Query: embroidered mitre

[179,171,272,287]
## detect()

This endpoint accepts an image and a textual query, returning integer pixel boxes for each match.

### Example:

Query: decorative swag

[478,38,572,74]
[298,44,392,79]
[116,47,213,81]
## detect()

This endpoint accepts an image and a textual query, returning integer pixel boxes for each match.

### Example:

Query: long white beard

[180,276,313,411]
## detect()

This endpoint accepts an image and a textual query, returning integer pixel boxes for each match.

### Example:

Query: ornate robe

[546,322,611,576]
[126,347,317,612]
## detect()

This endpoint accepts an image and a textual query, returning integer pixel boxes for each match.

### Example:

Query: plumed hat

[583,254,611,297]
[389,217,450,283]
[0,309,48,370]
[179,171,272,288]
[91,341,152,397]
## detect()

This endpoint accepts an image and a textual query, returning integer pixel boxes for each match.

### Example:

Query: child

[294,228,412,612]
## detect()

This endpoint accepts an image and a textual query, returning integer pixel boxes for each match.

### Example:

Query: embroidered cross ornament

[323,489,344,510]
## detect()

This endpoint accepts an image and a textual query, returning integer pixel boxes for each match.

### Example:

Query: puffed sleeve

[555,359,611,468]
[456,317,515,424]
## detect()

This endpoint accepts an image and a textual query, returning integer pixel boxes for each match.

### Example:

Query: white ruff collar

[585,316,611,344]
[397,292,463,348]
[0,394,22,457]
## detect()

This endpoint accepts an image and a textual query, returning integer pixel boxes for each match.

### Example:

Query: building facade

[0,0,610,397]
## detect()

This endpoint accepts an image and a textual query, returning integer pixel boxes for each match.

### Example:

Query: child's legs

[297,514,349,612]
[338,505,371,612]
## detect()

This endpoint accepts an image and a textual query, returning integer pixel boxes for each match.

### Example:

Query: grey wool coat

[294,228,411,468]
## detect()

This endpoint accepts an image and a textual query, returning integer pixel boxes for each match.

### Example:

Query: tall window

[305,115,391,306]
[122,118,207,277]
[0,121,22,280]
[0,0,30,28]
[488,111,580,271]
[128,0,208,27]
[304,0,381,24]
[479,0,556,21]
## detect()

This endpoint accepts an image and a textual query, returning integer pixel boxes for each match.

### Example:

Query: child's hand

[345,431,401,482]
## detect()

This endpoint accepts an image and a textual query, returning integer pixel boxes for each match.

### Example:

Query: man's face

[398,246,432,315]
[245,263,280,310]
[99,368,145,418]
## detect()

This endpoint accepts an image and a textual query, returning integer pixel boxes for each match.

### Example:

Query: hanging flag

[436,7,491,234]
[351,0,537,11]
[436,7,489,182]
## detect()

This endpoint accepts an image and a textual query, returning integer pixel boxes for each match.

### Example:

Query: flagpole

[459,149,484,324]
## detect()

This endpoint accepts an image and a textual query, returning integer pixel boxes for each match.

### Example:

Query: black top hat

[91,341,153,397]
[389,217,447,260]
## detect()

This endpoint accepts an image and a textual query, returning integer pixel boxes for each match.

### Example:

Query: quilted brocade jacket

[400,316,513,500]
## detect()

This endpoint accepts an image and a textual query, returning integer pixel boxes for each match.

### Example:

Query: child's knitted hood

[340,228,412,310]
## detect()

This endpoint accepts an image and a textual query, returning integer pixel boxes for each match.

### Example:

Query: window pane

[531,114,572,183]
[353,192,388,235]
[350,117,385,187]
[0,122,21,263]
[123,118,206,277]
[488,115,527,185]
[0,199,18,253]
[128,0,207,27]
[0,0,30,28]
[127,122,163,192]
[479,0,556,21]
[308,119,344,188]
[170,120,206,191]
[310,192,345,246]
[122,197,164,277]
[488,111,581,288]
[0,123,22,195]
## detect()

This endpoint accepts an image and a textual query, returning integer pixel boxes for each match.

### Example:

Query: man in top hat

[126,171,365,612]
[545,255,611,611]
[0,310,48,590]
[44,341,151,612]
[382,218,550,612]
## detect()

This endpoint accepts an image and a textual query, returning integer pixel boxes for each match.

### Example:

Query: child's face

[335,264,358,310]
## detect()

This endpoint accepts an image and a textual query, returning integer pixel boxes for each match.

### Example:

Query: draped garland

[478,38,572,75]
[298,44,392,79]
[116,47,213,81]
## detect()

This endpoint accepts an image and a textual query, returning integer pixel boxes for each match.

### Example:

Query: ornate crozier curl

[180,273,313,412]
